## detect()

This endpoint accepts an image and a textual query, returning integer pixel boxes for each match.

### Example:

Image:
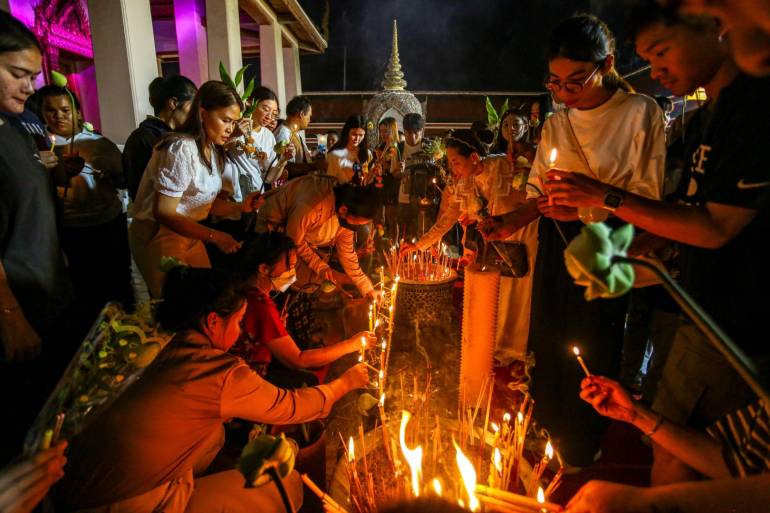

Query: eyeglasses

[257,102,279,119]
[544,63,603,94]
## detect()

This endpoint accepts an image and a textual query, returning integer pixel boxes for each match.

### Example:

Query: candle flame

[517,411,524,424]
[548,148,558,165]
[537,486,546,504]
[379,393,385,408]
[572,345,581,356]
[493,447,503,472]
[399,411,423,497]
[381,341,387,350]
[454,441,480,511]
[348,436,355,462]
[502,412,511,423]
[361,337,366,348]
[545,441,554,460]
[432,478,442,496]
[491,422,500,433]
[357,355,363,363]
[379,369,384,380]
[375,319,380,328]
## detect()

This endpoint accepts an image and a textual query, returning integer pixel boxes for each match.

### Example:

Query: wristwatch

[603,188,625,211]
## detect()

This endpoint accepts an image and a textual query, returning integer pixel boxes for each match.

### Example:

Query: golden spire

[381,19,407,91]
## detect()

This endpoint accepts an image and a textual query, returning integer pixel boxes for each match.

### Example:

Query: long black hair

[148,75,197,116]
[157,267,246,332]
[546,14,633,93]
[156,80,243,168]
[0,11,42,54]
[331,114,369,164]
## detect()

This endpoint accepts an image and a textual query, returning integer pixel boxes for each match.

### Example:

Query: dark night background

[297,0,646,92]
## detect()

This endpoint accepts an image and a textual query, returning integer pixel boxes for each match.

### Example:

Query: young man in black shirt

[542,5,770,484]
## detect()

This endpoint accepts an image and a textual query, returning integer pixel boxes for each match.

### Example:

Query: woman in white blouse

[484,14,666,469]
[130,81,261,298]
[325,114,371,185]
[222,85,294,202]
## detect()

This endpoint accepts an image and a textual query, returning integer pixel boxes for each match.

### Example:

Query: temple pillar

[259,22,286,109]
[173,0,209,85]
[205,0,242,87]
[283,43,302,100]
[87,0,157,144]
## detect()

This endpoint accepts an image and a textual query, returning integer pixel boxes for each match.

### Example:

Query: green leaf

[243,78,255,100]
[485,96,499,127]
[51,70,68,88]
[234,64,250,88]
[218,62,235,89]
[498,98,510,120]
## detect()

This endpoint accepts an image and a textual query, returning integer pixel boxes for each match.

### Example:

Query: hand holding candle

[573,345,592,377]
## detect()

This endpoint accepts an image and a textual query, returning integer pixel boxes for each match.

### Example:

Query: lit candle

[546,148,558,206]
[572,345,592,377]
[368,305,373,332]
[537,486,547,513]
[548,148,558,169]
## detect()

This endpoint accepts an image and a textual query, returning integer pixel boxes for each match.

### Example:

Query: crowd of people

[1,0,770,512]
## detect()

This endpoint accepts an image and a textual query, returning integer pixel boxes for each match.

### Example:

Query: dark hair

[334,183,382,220]
[403,113,424,132]
[627,0,715,40]
[157,80,243,168]
[157,267,245,332]
[250,85,278,106]
[547,14,633,93]
[654,94,674,112]
[148,75,197,116]
[0,11,42,54]
[492,109,529,154]
[469,121,495,147]
[325,130,339,137]
[446,129,487,157]
[379,116,396,127]
[286,95,312,117]
[235,232,296,280]
[331,114,369,164]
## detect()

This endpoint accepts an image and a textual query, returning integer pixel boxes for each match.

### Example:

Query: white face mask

[270,269,297,293]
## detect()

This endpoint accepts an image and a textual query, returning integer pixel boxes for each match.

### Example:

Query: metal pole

[615,256,770,412]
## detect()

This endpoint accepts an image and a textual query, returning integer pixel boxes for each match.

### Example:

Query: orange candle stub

[573,346,592,377]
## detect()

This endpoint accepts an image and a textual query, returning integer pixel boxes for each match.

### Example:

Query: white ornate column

[205,0,242,87]
[87,0,157,144]
[173,0,209,85]
[259,22,286,109]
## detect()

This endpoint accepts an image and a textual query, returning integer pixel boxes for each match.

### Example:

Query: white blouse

[325,147,369,184]
[528,89,666,201]
[131,138,222,222]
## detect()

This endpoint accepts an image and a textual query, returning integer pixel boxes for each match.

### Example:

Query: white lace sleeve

[155,139,196,198]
